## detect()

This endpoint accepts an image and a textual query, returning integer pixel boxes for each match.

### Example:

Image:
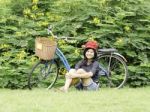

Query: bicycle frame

[55,48,71,71]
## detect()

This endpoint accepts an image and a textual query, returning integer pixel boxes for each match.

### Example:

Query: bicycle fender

[113,52,127,62]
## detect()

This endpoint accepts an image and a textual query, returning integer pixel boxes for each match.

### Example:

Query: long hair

[80,48,98,66]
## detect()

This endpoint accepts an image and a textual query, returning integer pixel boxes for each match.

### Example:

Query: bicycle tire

[98,54,128,88]
[28,60,59,90]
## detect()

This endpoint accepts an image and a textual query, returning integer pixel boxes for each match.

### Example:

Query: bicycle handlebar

[57,36,75,41]
[47,26,75,41]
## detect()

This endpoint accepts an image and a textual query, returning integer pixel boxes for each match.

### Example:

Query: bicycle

[28,27,128,90]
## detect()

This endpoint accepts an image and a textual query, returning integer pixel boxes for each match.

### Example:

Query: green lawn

[0,87,150,112]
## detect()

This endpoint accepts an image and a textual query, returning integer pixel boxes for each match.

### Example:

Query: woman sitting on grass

[60,40,100,92]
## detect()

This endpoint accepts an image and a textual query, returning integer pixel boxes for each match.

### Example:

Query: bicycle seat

[98,48,117,53]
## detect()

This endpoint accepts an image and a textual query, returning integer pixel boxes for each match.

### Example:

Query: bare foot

[59,86,64,91]
[59,86,68,93]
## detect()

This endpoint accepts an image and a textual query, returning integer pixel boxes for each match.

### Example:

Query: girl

[60,41,100,92]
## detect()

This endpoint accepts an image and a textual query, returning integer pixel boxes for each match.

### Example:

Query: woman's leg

[76,69,86,74]
[63,73,72,92]
[63,69,76,92]
[76,69,93,86]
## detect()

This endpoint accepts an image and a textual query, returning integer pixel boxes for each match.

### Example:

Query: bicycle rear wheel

[98,54,128,88]
[28,60,58,90]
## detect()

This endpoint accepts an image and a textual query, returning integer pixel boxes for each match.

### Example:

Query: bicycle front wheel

[98,54,128,88]
[28,60,59,90]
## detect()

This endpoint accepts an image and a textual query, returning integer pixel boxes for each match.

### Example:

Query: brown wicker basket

[35,37,57,60]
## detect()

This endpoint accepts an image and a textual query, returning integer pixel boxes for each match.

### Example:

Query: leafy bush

[0,0,149,88]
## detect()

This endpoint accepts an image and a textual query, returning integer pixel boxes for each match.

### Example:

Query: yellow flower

[36,13,44,16]
[23,8,31,15]
[15,32,22,36]
[74,49,80,56]
[41,21,48,26]
[88,36,95,41]
[0,44,10,49]
[3,52,11,57]
[32,0,39,4]
[31,56,37,63]
[32,5,38,10]
[124,26,131,32]
[93,17,100,25]
[58,40,66,45]
[16,50,27,61]
[117,38,123,43]
[101,0,106,5]
[114,38,125,47]
[30,14,36,19]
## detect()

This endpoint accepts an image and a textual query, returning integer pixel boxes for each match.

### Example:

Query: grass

[0,87,150,112]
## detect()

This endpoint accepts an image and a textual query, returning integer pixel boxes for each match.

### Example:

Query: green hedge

[0,0,149,89]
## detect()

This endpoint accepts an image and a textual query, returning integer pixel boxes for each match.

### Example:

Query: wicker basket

[35,37,57,60]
